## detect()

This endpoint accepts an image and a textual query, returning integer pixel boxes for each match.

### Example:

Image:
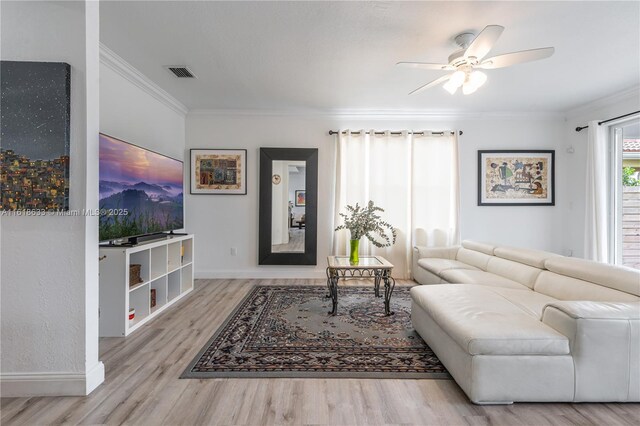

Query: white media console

[99,234,194,337]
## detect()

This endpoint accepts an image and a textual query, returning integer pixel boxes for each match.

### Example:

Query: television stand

[99,234,195,337]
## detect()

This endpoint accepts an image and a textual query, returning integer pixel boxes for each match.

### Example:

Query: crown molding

[188,108,562,120]
[99,43,188,116]
[564,85,640,120]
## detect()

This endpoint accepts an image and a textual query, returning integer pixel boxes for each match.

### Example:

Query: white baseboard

[1,362,104,397]
[195,268,327,279]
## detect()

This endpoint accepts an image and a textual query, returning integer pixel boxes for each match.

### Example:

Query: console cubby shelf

[99,234,195,337]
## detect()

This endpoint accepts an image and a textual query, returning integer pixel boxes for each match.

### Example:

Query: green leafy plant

[335,201,397,248]
[623,167,639,187]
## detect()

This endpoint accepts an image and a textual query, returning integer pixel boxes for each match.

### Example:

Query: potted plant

[335,201,397,264]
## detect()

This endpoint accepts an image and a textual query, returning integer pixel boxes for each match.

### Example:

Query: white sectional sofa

[411,240,640,404]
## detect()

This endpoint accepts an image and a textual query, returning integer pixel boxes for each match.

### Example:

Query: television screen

[99,134,184,242]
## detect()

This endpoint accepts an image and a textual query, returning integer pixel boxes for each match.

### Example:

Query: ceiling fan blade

[478,47,555,69]
[396,62,454,71]
[464,25,504,61]
[408,74,451,95]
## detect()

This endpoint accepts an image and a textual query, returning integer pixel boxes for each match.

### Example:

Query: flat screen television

[99,133,184,243]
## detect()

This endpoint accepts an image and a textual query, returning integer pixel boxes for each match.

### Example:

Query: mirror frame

[259,147,318,265]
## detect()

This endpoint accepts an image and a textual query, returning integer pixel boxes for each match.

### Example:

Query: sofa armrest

[413,245,460,260]
[542,301,640,402]
[543,301,640,321]
[411,245,460,285]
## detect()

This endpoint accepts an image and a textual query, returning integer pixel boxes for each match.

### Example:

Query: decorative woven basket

[129,264,143,286]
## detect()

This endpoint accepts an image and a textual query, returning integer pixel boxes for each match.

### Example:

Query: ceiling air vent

[165,66,196,78]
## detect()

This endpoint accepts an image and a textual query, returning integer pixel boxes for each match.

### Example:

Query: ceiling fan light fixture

[449,70,466,87]
[469,70,487,88]
[399,24,554,97]
[462,81,478,95]
[443,79,459,94]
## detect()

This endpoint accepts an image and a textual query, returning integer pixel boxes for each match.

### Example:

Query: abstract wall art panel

[190,149,247,194]
[1,61,71,211]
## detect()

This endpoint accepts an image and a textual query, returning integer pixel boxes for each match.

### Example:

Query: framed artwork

[295,190,306,206]
[190,149,247,195]
[478,150,555,206]
[1,61,71,211]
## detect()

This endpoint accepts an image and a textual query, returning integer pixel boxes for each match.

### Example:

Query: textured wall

[0,0,102,395]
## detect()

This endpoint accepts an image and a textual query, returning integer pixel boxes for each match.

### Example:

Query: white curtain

[584,120,609,262]
[332,130,460,278]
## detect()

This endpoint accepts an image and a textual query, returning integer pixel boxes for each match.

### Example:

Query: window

[611,119,640,269]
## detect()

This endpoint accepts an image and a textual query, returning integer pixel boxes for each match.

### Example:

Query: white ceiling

[100,1,640,113]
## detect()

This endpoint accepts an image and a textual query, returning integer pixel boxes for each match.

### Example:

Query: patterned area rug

[182,285,449,379]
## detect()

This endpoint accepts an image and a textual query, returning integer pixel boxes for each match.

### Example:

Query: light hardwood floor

[272,229,305,253]
[2,279,639,426]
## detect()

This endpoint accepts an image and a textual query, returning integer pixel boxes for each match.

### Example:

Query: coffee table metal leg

[325,267,332,298]
[374,271,382,298]
[329,275,339,315]
[383,273,396,316]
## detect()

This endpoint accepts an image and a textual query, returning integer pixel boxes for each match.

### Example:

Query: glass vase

[349,239,360,264]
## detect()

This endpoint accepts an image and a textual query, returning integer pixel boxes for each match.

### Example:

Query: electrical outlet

[231,247,237,256]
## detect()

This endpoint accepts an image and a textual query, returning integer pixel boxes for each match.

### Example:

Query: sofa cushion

[493,246,560,269]
[486,257,543,289]
[461,240,496,256]
[455,248,492,270]
[534,271,639,302]
[483,287,559,319]
[439,269,528,291]
[417,258,478,275]
[410,285,570,356]
[544,257,640,297]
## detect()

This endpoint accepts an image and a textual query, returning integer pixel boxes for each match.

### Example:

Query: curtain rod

[575,110,640,132]
[329,130,463,136]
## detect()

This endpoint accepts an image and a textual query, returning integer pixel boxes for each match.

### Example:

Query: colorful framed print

[1,61,71,211]
[478,150,555,206]
[295,190,306,206]
[190,149,247,195]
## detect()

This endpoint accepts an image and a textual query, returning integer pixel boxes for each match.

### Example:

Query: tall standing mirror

[259,148,318,265]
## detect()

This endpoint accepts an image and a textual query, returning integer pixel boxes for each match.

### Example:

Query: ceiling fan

[397,25,554,95]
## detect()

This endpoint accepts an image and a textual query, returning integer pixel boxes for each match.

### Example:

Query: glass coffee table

[326,256,396,316]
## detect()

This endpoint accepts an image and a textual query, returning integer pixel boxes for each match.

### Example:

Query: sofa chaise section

[410,240,640,404]
[411,285,575,404]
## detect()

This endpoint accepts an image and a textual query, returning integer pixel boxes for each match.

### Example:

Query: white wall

[561,87,640,258]
[186,112,565,278]
[99,53,186,161]
[271,161,288,245]
[0,0,103,396]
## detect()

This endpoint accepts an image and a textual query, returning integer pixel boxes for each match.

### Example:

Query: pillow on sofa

[493,246,560,269]
[455,248,493,270]
[461,240,496,255]
[545,257,640,297]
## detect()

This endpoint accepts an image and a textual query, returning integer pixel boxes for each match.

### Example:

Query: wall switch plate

[231,247,237,256]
